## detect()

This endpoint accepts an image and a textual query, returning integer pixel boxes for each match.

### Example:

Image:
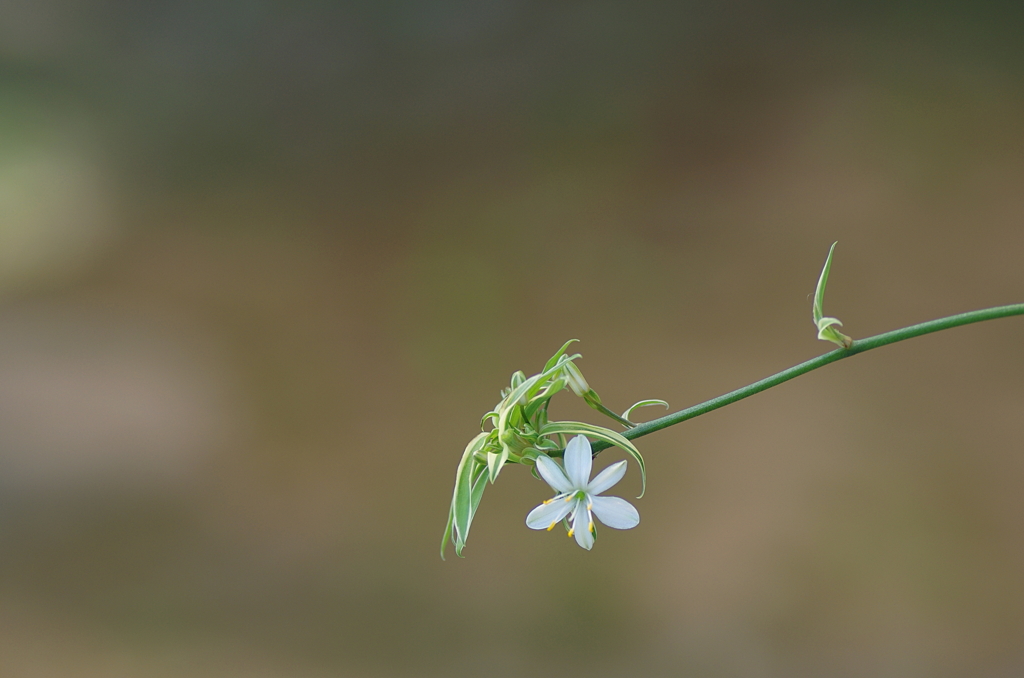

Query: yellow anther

[547,521,556,531]
[564,496,572,502]
[588,521,595,533]
[542,499,553,505]
[587,503,592,511]
[567,528,574,538]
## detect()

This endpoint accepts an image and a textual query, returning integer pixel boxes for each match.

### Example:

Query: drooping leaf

[442,431,489,559]
[456,462,489,557]
[468,463,487,522]
[441,508,455,561]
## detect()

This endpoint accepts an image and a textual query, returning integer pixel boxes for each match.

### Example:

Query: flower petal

[563,435,592,488]
[586,460,627,495]
[590,496,639,530]
[534,454,573,494]
[526,498,574,530]
[571,501,594,550]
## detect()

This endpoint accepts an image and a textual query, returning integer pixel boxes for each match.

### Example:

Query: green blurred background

[1,2,1023,676]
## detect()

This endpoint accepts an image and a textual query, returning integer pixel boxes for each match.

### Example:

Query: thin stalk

[590,401,637,429]
[588,303,1024,454]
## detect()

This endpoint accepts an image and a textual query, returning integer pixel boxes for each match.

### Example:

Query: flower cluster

[441,341,660,558]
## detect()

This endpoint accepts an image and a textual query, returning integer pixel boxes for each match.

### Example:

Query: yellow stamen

[567,528,574,538]
[542,499,553,505]
[547,521,556,531]
[564,496,572,502]
[588,521,595,533]
[587,503,592,510]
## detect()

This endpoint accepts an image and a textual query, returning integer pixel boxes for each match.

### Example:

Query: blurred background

[1,2,1023,676]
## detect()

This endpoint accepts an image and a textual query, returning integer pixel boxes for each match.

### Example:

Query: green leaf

[813,242,837,326]
[813,242,853,349]
[539,421,647,498]
[519,447,540,461]
[525,354,580,402]
[486,446,509,483]
[818,318,853,349]
[622,399,670,422]
[817,317,843,333]
[496,374,540,438]
[441,509,455,561]
[480,410,499,431]
[496,355,578,444]
[523,378,565,421]
[535,437,560,451]
[456,462,489,557]
[442,431,489,559]
[536,405,549,429]
[468,463,487,522]
[543,339,579,373]
[453,461,485,557]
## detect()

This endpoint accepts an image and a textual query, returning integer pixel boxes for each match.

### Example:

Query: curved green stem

[589,303,1024,453]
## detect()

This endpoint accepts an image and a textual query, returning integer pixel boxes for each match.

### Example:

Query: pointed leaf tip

[813,241,838,325]
[812,242,852,348]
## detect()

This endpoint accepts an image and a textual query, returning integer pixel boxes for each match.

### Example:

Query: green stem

[589,303,1024,453]
[591,401,636,429]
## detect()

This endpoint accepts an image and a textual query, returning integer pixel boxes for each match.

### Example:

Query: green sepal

[539,421,647,498]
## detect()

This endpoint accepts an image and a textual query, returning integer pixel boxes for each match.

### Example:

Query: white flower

[525,434,640,550]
